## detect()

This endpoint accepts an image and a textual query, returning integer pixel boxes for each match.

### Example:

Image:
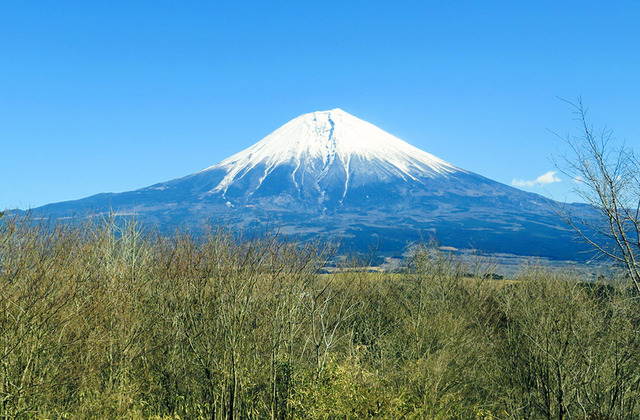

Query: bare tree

[557,99,640,291]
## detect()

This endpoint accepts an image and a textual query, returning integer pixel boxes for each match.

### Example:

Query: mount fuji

[26,109,590,259]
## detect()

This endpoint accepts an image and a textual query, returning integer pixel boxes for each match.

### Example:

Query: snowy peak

[202,108,461,197]
[29,108,590,261]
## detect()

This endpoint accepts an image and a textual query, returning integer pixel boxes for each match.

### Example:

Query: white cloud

[512,171,562,188]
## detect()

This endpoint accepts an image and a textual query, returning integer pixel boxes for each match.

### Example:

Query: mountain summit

[163,108,476,214]
[205,108,458,203]
[28,109,589,259]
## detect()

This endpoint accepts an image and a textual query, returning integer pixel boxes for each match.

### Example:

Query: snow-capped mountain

[26,109,591,260]
[205,108,458,202]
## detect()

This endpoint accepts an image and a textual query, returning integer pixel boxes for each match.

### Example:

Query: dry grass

[1,216,639,419]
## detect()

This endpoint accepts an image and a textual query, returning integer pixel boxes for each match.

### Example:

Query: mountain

[26,108,591,260]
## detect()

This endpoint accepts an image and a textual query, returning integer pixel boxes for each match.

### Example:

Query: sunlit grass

[1,216,638,418]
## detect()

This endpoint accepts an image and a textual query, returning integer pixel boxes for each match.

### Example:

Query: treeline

[1,219,640,419]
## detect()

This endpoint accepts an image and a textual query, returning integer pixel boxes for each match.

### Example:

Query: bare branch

[555,99,640,291]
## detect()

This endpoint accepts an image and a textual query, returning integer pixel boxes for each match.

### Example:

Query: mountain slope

[205,108,458,200]
[27,109,590,260]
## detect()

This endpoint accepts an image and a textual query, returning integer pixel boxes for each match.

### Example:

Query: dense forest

[1,217,640,419]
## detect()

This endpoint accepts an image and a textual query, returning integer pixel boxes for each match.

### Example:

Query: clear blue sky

[2,1,639,209]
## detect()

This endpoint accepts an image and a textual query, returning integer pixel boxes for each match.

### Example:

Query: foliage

[1,218,640,418]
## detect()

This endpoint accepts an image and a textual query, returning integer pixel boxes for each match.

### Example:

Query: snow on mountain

[201,109,460,200]
[24,107,595,260]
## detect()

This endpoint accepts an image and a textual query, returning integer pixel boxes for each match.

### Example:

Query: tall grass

[1,217,639,419]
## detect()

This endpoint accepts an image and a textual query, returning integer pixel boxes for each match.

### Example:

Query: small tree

[558,99,640,291]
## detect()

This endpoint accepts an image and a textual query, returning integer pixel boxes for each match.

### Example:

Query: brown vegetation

[1,218,640,419]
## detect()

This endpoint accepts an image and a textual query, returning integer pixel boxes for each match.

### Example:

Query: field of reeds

[2,217,640,419]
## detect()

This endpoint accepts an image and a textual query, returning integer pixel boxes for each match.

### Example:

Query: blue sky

[2,1,639,209]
